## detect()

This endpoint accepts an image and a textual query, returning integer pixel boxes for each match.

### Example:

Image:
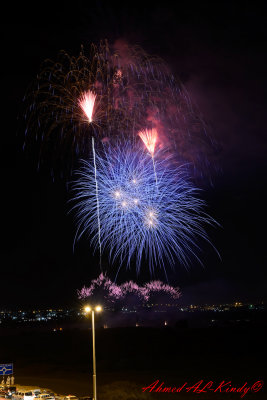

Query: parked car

[16,390,41,400]
[15,391,28,400]
[24,391,37,400]
[38,398,54,400]
[36,395,55,400]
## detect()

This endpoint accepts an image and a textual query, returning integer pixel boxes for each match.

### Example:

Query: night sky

[1,1,267,308]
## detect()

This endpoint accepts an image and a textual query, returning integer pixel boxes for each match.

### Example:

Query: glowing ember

[79,91,96,123]
[138,128,158,155]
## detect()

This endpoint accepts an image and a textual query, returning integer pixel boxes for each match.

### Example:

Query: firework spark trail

[92,136,102,270]
[79,90,102,270]
[151,154,158,187]
[139,128,158,186]
[71,141,219,276]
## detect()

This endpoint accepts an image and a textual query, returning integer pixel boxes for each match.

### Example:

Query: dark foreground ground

[0,324,266,399]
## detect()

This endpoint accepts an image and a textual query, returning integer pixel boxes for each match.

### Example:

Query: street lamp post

[91,309,97,400]
[84,305,102,400]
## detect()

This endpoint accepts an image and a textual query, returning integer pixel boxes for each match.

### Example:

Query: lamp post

[84,305,102,400]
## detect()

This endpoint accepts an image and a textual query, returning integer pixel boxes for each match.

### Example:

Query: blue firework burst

[71,142,217,275]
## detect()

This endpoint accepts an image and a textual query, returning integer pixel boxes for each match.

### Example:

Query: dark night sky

[1,1,267,308]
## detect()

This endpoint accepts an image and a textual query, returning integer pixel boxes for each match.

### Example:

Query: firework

[71,141,218,276]
[138,128,158,185]
[79,91,97,123]
[120,281,149,305]
[78,273,123,305]
[144,281,181,301]
[23,41,125,174]
[78,274,181,307]
[77,90,102,267]
[23,40,219,180]
[138,128,157,155]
